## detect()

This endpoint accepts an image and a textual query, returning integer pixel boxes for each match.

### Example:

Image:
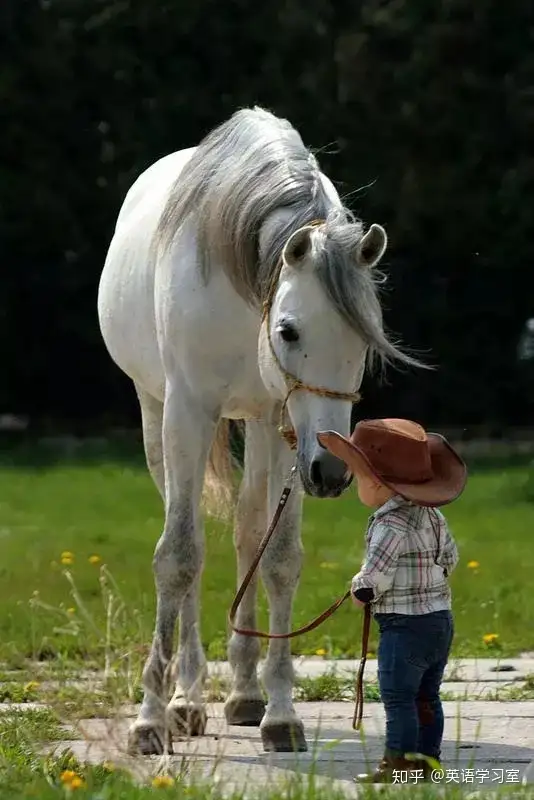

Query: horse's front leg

[225,420,268,726]
[127,381,214,756]
[259,425,306,752]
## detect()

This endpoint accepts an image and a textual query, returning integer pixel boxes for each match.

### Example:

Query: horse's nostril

[310,459,322,487]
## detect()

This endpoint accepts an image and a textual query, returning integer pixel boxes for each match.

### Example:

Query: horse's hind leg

[225,421,268,726]
[128,379,214,756]
[136,385,165,501]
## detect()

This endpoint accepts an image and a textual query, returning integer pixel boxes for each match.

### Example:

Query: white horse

[97,106,416,755]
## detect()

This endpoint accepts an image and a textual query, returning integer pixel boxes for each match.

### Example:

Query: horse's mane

[155,106,418,370]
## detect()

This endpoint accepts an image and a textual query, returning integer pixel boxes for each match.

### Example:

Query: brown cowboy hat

[317,418,467,507]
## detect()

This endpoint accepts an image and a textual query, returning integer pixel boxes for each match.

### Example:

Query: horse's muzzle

[301,449,352,498]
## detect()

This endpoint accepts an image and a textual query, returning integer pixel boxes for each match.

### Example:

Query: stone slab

[207,657,534,684]
[43,701,534,794]
[3,657,534,686]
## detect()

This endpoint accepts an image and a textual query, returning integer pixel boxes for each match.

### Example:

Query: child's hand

[350,583,374,607]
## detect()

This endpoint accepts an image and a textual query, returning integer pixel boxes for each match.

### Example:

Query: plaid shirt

[351,495,459,615]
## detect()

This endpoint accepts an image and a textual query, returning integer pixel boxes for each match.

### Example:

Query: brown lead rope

[352,602,371,730]
[227,465,371,729]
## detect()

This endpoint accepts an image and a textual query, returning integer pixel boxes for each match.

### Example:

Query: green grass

[2,437,534,798]
[2,437,534,668]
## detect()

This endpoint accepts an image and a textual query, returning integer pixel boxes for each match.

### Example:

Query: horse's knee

[153,547,202,595]
[261,540,303,591]
[153,512,203,595]
[234,480,267,542]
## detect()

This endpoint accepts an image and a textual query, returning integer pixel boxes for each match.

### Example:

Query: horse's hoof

[260,720,307,752]
[224,696,266,726]
[166,703,207,738]
[127,721,168,756]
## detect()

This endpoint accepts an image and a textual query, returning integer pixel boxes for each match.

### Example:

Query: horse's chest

[221,395,272,420]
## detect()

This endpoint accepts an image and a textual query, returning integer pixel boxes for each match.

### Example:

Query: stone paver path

[15,658,530,794]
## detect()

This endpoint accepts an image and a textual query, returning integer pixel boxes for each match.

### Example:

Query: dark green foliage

[2,0,532,428]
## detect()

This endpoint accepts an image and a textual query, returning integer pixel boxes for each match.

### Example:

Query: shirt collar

[368,494,410,522]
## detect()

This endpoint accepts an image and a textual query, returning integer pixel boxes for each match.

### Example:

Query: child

[317,418,467,784]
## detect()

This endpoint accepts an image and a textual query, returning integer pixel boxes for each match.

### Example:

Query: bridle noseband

[262,220,362,449]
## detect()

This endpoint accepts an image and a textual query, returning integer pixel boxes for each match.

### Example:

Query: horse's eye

[277,322,300,343]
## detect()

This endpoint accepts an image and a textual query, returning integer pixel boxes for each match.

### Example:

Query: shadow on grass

[463,453,534,474]
[0,431,146,471]
[0,426,246,472]
[0,430,533,479]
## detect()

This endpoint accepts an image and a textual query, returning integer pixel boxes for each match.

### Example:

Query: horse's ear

[354,224,387,268]
[283,227,313,268]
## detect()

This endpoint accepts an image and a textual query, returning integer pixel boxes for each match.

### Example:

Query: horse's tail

[202,418,242,523]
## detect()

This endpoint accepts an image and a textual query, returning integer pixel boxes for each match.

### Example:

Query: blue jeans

[375,610,453,760]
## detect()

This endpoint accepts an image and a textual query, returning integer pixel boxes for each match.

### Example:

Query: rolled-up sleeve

[351,521,402,599]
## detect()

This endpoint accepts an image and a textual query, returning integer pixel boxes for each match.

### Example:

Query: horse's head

[258,216,406,498]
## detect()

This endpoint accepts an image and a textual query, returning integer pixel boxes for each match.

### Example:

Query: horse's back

[115,148,197,233]
[98,147,196,400]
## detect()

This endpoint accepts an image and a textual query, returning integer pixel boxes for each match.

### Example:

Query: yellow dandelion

[467,560,480,569]
[483,633,499,645]
[66,607,76,615]
[61,551,74,566]
[88,554,101,565]
[60,770,77,784]
[23,681,39,693]
[69,776,85,790]
[319,561,339,570]
[152,775,175,788]
[315,648,327,656]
